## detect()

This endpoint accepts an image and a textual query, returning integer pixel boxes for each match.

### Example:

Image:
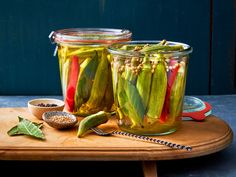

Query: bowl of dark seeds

[28,98,65,120]
[43,111,78,129]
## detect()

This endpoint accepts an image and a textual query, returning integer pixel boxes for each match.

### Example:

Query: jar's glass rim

[108,40,193,56]
[50,28,132,44]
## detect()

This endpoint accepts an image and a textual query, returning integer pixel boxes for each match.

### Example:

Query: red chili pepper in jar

[65,56,80,112]
[160,60,180,123]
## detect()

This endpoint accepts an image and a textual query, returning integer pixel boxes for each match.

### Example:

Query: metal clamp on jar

[49,28,132,116]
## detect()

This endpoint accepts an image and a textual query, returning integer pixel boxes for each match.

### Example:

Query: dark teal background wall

[0,0,235,95]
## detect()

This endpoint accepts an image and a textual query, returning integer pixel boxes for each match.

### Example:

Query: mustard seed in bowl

[42,111,78,129]
[50,115,75,124]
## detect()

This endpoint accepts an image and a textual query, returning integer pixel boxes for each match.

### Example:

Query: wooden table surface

[0,107,233,161]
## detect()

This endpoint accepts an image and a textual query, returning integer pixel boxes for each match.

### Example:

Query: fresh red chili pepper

[65,55,80,112]
[160,61,180,123]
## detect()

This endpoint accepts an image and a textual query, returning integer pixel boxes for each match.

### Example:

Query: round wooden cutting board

[0,108,233,161]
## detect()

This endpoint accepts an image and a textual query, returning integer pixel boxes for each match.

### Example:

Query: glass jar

[49,28,132,116]
[108,40,192,135]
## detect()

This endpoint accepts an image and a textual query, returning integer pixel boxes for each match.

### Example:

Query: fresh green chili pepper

[147,59,167,124]
[136,56,152,111]
[77,111,110,137]
[74,52,99,112]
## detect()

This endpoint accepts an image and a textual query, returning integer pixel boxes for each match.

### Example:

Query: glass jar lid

[108,40,193,57]
[182,96,212,121]
[49,28,132,45]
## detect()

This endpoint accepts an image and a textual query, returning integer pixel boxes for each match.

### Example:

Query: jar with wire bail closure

[49,28,132,116]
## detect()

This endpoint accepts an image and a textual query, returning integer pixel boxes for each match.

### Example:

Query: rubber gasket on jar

[182,96,212,121]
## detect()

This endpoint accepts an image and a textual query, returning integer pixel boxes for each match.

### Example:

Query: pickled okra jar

[108,40,192,135]
[50,28,132,116]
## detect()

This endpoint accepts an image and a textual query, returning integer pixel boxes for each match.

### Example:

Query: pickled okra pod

[111,58,125,104]
[58,47,63,80]
[102,64,114,111]
[79,49,109,113]
[123,57,139,84]
[117,76,127,109]
[59,46,70,97]
[169,62,186,122]
[61,58,71,97]
[119,56,146,127]
[74,52,99,112]
[118,77,145,127]
[160,61,180,122]
[67,47,104,57]
[140,44,184,53]
[146,57,167,124]
[125,78,145,127]
[136,55,152,111]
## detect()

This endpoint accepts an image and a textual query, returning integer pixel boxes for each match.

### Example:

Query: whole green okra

[77,111,110,137]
